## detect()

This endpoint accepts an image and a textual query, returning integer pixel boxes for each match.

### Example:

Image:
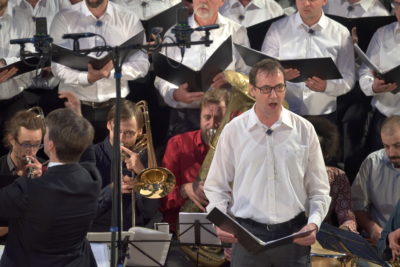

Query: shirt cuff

[78,72,90,85]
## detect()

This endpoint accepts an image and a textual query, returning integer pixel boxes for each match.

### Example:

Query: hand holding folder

[207,208,315,254]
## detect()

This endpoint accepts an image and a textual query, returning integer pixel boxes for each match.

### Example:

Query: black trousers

[231,213,310,267]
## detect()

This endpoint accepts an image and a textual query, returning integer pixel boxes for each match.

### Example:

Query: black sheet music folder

[317,223,390,267]
[0,57,49,78]
[141,2,183,40]
[354,43,400,94]
[235,43,342,82]
[152,36,233,92]
[51,31,144,71]
[206,207,314,254]
[326,14,396,52]
[246,15,285,51]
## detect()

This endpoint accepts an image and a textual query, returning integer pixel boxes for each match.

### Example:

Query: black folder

[326,14,396,52]
[354,43,400,94]
[317,223,390,267]
[152,36,233,92]
[0,57,49,79]
[141,2,183,41]
[246,15,285,51]
[51,31,144,71]
[235,43,342,82]
[206,208,315,254]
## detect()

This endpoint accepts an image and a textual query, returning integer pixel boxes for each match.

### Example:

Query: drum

[311,241,352,267]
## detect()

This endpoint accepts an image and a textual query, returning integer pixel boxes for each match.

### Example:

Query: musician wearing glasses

[204,59,331,267]
[91,99,160,231]
[358,0,400,155]
[0,108,45,178]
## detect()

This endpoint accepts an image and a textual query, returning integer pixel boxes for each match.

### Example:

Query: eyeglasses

[15,140,43,150]
[391,1,400,7]
[253,83,286,94]
[121,130,137,137]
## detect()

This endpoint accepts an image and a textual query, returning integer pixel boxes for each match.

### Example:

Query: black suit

[0,162,101,267]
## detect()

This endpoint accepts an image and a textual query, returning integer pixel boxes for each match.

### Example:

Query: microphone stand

[12,27,216,267]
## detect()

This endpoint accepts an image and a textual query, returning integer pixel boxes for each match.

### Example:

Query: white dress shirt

[204,106,331,227]
[0,5,35,100]
[111,0,180,20]
[358,22,400,117]
[219,0,284,27]
[352,149,400,227]
[324,0,390,18]
[154,13,250,109]
[50,1,150,103]
[261,12,355,115]
[17,0,72,31]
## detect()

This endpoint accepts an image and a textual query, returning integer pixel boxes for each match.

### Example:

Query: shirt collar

[343,0,374,11]
[6,153,16,173]
[81,0,113,20]
[229,0,263,9]
[247,105,293,131]
[294,10,328,32]
[194,129,207,147]
[47,162,65,168]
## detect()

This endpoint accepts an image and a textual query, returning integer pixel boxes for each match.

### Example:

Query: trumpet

[133,101,176,199]
[24,156,34,178]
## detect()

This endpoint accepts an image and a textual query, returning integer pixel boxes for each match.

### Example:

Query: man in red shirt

[161,88,229,232]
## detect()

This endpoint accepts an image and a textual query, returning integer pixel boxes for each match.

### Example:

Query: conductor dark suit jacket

[0,162,101,267]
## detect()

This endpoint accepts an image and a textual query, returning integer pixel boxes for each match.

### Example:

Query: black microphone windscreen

[308,28,315,35]
[347,5,354,11]
[177,7,189,25]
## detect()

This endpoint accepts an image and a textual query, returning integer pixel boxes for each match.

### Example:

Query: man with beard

[91,99,161,231]
[154,0,249,138]
[160,88,229,232]
[50,0,150,143]
[352,115,400,245]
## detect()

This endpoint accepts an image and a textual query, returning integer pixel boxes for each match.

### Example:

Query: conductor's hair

[46,108,94,163]
[381,115,400,136]
[249,59,286,86]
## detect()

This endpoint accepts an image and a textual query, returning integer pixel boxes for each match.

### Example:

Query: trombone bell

[135,167,176,199]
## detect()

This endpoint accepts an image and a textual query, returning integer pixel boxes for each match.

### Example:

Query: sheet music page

[354,44,382,74]
[90,243,110,267]
[0,245,4,259]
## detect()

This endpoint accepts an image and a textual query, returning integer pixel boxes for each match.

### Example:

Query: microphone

[62,32,96,39]
[266,129,273,136]
[347,5,354,11]
[172,7,192,58]
[10,38,35,45]
[194,24,219,32]
[308,28,315,35]
[62,32,95,51]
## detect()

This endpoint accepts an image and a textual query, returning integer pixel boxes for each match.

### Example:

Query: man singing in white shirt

[204,59,331,267]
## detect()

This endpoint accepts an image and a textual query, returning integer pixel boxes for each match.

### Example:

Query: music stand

[177,212,225,266]
[317,223,391,267]
[124,227,172,267]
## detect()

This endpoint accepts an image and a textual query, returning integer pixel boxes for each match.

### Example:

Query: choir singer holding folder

[261,0,355,123]
[154,0,250,137]
[50,0,150,143]
[204,59,331,267]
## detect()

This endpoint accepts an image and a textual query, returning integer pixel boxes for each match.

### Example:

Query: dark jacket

[0,162,101,267]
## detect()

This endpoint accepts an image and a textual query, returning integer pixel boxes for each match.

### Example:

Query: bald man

[352,115,400,245]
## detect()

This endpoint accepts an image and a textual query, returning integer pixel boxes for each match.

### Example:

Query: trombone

[132,100,176,199]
